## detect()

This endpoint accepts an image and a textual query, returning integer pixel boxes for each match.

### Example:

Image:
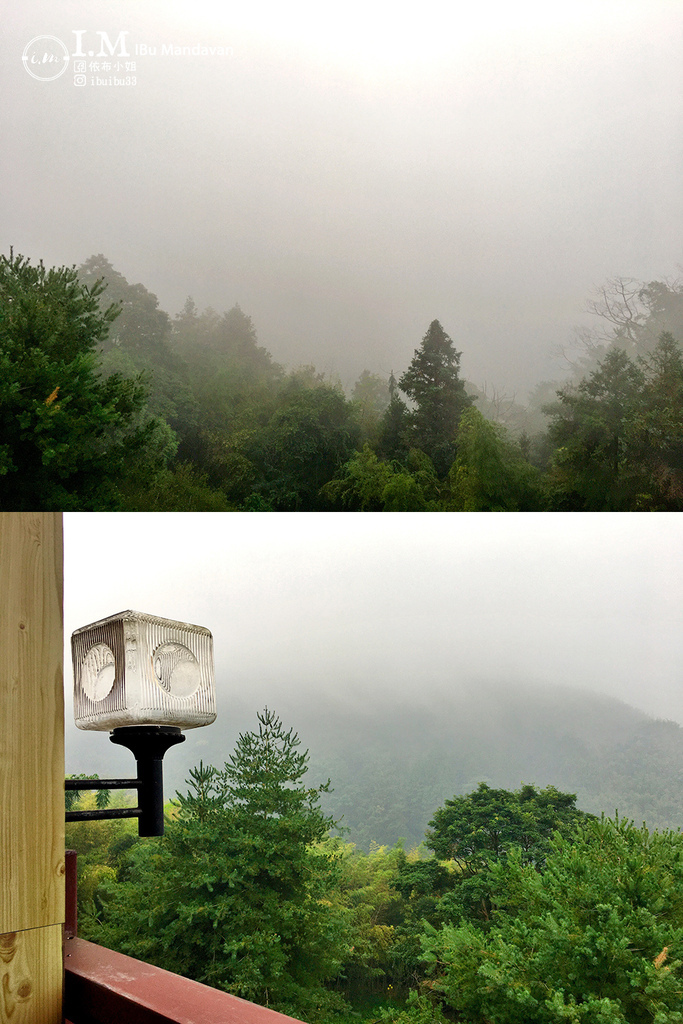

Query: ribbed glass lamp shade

[72,610,216,731]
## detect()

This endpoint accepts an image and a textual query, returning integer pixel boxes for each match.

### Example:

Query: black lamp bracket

[65,725,185,837]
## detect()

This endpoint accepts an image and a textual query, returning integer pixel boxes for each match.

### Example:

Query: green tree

[425,783,591,926]
[78,254,196,434]
[427,782,588,868]
[173,300,274,377]
[388,854,461,988]
[352,370,391,443]
[170,298,282,481]
[0,251,174,510]
[253,373,360,510]
[379,447,443,511]
[322,445,440,511]
[118,461,232,511]
[321,444,395,510]
[65,808,138,917]
[630,331,683,508]
[422,817,683,1024]
[78,254,172,361]
[378,372,411,461]
[545,347,645,510]
[87,711,348,1016]
[399,321,471,474]
[331,842,409,999]
[445,407,545,510]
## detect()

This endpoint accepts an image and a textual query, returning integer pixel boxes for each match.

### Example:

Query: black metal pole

[110,726,185,836]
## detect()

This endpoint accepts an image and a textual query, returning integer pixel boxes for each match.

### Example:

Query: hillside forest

[3,250,683,510]
[66,700,683,1024]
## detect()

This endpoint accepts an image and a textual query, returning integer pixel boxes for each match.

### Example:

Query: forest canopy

[3,251,683,510]
[67,709,683,1024]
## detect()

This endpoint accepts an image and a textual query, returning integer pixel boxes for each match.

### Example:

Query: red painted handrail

[64,937,305,1024]
[65,850,78,939]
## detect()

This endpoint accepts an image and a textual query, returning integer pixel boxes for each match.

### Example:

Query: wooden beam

[0,925,63,1024]
[0,513,64,1023]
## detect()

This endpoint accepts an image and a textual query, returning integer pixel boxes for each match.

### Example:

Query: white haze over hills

[63,513,683,785]
[3,1,683,397]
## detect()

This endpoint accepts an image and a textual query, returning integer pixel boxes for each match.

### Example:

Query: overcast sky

[63,514,683,764]
[4,1,683,397]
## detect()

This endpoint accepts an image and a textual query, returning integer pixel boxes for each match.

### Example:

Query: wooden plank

[0,513,65,933]
[0,925,63,1024]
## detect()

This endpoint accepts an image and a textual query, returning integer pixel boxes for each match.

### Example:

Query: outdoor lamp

[66,610,216,836]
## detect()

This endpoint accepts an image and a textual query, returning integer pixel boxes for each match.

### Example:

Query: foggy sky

[4,1,683,397]
[63,514,683,765]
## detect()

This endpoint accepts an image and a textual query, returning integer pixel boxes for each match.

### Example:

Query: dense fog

[64,513,683,772]
[4,1,683,397]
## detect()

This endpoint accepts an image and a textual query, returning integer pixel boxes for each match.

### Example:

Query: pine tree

[399,321,471,474]
[0,250,174,509]
[85,710,347,1012]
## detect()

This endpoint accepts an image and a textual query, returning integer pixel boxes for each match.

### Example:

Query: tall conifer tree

[399,320,471,473]
[377,370,409,460]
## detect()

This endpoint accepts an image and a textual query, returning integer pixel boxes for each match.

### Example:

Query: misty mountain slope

[160,683,683,850]
[66,683,683,849]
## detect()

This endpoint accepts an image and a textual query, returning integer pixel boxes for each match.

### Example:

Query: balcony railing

[63,937,305,1024]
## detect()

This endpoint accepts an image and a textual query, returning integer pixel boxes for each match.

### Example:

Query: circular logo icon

[22,35,69,81]
[152,642,201,699]
[81,643,116,702]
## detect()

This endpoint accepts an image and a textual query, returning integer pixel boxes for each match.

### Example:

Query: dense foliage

[82,711,347,1016]
[427,782,590,865]
[3,251,683,509]
[423,818,683,1023]
[67,710,683,1024]
[0,251,174,509]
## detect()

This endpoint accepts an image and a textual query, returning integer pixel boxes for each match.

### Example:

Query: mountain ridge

[66,682,683,849]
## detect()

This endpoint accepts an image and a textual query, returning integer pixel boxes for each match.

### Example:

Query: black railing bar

[66,808,143,822]
[65,778,141,790]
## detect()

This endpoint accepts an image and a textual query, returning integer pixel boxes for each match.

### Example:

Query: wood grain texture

[0,926,63,1024]
[0,513,65,933]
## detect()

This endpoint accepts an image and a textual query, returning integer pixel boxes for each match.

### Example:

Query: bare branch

[585,277,647,344]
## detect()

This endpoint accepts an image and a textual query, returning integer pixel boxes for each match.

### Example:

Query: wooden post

[0,513,64,1024]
